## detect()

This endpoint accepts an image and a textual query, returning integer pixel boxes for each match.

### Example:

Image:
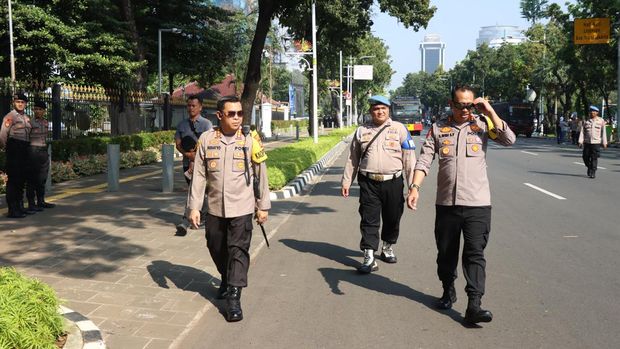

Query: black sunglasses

[453,102,476,110]
[222,110,244,118]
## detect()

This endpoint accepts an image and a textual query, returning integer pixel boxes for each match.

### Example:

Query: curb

[59,305,106,349]
[269,136,351,201]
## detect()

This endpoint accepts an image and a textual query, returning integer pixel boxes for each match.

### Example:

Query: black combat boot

[216,276,228,300]
[435,283,457,310]
[587,168,592,178]
[226,286,243,322]
[464,296,493,324]
[29,199,43,212]
[7,202,26,219]
[37,195,56,208]
[20,200,36,215]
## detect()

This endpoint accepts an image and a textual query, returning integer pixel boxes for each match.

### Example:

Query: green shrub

[0,267,64,349]
[266,127,353,190]
[70,154,107,177]
[272,119,309,131]
[51,161,79,183]
[0,172,6,195]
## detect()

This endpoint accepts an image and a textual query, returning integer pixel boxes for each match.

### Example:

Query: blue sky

[371,0,571,92]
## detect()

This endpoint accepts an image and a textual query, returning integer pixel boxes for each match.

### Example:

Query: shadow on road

[528,170,586,178]
[280,239,468,325]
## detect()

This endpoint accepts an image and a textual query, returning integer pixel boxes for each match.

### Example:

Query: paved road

[179,136,620,348]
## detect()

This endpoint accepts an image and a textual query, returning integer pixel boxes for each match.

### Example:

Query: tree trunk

[241,0,275,125]
[117,0,147,90]
[168,71,174,95]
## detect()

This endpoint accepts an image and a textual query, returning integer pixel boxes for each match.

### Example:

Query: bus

[391,96,424,135]
[491,101,535,138]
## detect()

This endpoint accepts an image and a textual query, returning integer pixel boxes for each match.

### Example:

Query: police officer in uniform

[174,95,213,235]
[1,93,32,218]
[578,106,607,178]
[187,96,270,322]
[26,100,55,212]
[408,85,516,324]
[341,95,417,273]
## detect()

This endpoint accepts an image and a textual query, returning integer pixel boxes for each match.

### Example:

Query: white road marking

[523,183,567,200]
[563,235,579,238]
[572,162,606,170]
[521,150,539,156]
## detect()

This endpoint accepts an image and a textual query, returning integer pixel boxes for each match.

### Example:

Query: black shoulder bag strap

[360,123,390,160]
[188,118,200,139]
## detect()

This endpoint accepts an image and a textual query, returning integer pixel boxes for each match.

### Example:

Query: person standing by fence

[25,100,55,213]
[0,93,32,218]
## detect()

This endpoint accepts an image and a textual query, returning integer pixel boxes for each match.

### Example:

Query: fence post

[107,144,120,191]
[296,123,300,140]
[163,94,171,130]
[51,83,61,140]
[45,144,52,192]
[162,144,174,193]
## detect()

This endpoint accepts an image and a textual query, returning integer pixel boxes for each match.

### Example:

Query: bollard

[289,124,293,136]
[107,144,120,191]
[162,144,174,193]
[45,144,52,192]
[296,124,300,140]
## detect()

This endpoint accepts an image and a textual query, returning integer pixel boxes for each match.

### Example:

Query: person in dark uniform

[409,85,516,325]
[341,95,417,273]
[187,96,271,322]
[174,95,213,235]
[25,100,55,213]
[0,93,32,218]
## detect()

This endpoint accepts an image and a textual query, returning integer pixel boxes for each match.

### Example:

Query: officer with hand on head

[1,93,32,218]
[578,105,607,178]
[187,96,270,322]
[25,100,55,213]
[341,95,417,274]
[408,85,516,325]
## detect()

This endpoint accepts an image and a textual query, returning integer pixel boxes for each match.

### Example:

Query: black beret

[34,100,47,109]
[14,92,28,102]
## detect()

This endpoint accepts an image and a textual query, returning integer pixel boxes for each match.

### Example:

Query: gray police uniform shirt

[578,117,607,145]
[0,110,31,148]
[175,116,213,166]
[415,115,516,207]
[30,117,49,147]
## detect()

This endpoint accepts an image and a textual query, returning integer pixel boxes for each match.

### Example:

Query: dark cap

[34,100,47,109]
[14,92,28,102]
[368,95,391,107]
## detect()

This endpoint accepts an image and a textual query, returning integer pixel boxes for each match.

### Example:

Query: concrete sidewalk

[0,135,335,348]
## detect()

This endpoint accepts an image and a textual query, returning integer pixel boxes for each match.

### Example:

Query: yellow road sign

[574,18,610,44]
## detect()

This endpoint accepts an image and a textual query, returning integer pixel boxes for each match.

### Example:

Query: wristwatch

[409,183,420,191]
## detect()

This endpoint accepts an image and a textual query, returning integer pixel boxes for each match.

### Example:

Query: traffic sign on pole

[574,18,611,45]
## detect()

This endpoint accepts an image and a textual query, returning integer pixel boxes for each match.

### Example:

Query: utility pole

[311,1,318,143]
[339,50,343,129]
[8,0,16,85]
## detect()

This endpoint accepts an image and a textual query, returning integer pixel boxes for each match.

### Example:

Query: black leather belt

[29,145,48,151]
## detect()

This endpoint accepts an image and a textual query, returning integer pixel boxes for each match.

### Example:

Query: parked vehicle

[491,102,535,137]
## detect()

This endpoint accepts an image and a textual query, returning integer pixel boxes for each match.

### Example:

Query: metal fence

[0,79,176,139]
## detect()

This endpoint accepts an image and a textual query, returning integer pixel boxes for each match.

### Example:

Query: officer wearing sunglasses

[187,96,270,322]
[408,85,516,325]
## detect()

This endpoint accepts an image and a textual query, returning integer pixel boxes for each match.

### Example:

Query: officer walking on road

[1,93,32,218]
[578,106,607,179]
[26,100,55,212]
[408,85,516,324]
[187,96,270,322]
[341,95,417,274]
[175,95,213,235]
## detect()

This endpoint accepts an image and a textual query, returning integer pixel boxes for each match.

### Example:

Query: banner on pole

[353,65,373,80]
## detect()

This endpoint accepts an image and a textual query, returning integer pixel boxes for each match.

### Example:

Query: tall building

[212,0,247,11]
[477,25,527,48]
[419,34,446,74]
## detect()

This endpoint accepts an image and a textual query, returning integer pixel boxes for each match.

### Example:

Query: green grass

[0,267,64,349]
[266,127,354,190]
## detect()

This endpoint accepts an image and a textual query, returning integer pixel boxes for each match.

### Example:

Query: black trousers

[435,205,491,298]
[358,174,404,251]
[582,144,601,172]
[5,139,29,208]
[26,146,49,204]
[205,213,253,287]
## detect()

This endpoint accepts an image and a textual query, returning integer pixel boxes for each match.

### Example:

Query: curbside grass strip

[269,135,352,201]
[59,305,106,349]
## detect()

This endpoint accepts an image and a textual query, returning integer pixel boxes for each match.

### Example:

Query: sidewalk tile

[98,319,145,336]
[133,323,185,340]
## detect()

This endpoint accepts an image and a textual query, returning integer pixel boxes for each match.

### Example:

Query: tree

[239,0,436,125]
[520,0,549,25]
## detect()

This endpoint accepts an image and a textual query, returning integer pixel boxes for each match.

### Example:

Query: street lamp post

[311,1,318,143]
[158,28,182,95]
[7,0,16,85]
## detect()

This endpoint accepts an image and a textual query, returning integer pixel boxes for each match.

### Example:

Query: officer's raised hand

[188,209,201,229]
[473,97,494,116]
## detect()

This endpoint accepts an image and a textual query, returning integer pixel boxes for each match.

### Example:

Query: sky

[371,0,571,92]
